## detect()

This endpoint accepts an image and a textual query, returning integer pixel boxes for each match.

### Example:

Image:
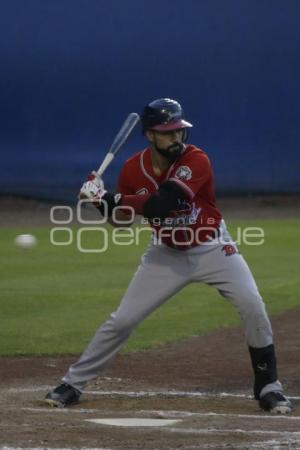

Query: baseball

[14,234,37,249]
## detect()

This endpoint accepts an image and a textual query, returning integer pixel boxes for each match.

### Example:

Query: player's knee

[233,286,264,312]
[243,307,272,331]
[239,292,269,321]
[109,312,138,334]
[229,289,271,325]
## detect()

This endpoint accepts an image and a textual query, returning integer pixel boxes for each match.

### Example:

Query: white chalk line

[142,409,300,420]
[85,390,300,401]
[22,407,300,421]
[165,427,300,436]
[22,407,100,414]
[249,441,300,450]
[8,386,252,397]
[2,440,300,450]
[84,389,254,398]
[1,447,111,450]
[1,445,296,450]
[174,442,300,450]
[6,386,300,400]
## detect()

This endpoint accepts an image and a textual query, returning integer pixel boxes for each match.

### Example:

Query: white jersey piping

[140,150,159,190]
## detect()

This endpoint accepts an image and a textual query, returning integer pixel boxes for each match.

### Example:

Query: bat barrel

[108,113,140,155]
[97,112,140,175]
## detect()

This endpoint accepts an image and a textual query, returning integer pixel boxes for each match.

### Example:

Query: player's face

[147,129,185,162]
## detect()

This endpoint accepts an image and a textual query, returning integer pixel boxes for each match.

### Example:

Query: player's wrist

[96,192,122,217]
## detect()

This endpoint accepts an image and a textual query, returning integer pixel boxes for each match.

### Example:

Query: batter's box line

[140,409,300,421]
[21,407,300,421]
[6,386,300,401]
[1,447,112,450]
[165,427,300,436]
[81,389,300,401]
[3,445,299,450]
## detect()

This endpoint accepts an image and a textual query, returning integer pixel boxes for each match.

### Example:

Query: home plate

[85,418,181,427]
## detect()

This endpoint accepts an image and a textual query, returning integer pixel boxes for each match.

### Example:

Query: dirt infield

[1,309,299,450]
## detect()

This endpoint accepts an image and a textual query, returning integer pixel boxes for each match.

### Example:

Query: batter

[45,98,292,414]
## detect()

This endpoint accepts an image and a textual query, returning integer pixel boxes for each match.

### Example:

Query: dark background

[0,0,299,201]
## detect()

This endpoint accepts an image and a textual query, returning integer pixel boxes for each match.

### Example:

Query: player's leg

[45,243,190,406]
[192,222,292,413]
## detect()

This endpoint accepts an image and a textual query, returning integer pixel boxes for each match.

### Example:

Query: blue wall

[0,0,299,201]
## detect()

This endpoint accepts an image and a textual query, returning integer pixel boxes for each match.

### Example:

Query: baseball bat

[96,112,140,176]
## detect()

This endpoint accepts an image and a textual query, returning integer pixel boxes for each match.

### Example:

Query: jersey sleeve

[168,149,212,199]
[116,162,136,195]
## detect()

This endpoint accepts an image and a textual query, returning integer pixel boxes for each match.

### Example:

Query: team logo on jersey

[136,188,149,195]
[222,244,237,256]
[175,165,192,181]
[175,199,193,214]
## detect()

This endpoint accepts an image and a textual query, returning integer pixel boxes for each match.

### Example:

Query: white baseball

[14,234,37,249]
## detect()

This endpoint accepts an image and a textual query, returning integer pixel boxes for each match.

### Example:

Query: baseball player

[45,98,292,413]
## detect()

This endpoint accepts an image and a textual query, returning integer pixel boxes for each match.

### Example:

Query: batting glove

[79,171,107,203]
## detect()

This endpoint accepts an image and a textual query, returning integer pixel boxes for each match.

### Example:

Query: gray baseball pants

[63,221,282,395]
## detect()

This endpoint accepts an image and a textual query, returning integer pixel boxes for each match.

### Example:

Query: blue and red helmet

[141,98,193,132]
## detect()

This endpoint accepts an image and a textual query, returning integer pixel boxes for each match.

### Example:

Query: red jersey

[117,145,222,250]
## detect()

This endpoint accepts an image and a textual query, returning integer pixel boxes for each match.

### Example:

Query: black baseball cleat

[259,391,292,414]
[45,383,81,408]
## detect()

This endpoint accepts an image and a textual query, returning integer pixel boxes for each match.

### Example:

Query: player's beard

[154,142,185,163]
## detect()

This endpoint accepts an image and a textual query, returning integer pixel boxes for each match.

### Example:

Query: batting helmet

[141,98,193,132]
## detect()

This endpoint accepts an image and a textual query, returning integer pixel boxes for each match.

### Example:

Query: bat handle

[97,153,115,176]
